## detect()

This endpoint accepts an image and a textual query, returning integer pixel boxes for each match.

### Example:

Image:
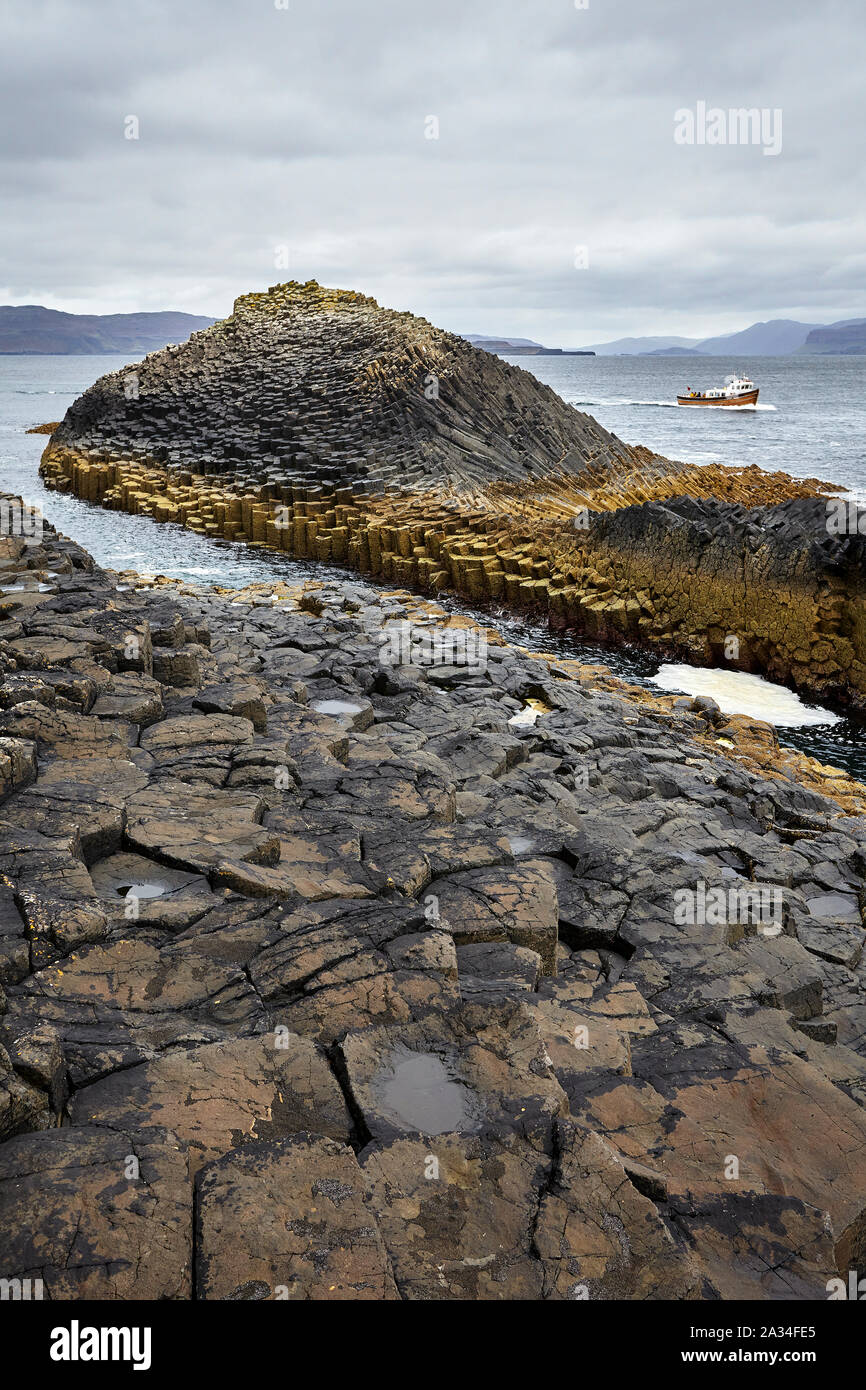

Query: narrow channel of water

[3,409,864,780]
[41,503,866,780]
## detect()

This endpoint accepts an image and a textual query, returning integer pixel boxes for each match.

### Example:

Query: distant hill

[464,334,543,349]
[584,317,862,356]
[583,335,700,356]
[797,318,866,355]
[640,345,707,357]
[463,334,594,357]
[0,305,217,354]
[695,319,819,355]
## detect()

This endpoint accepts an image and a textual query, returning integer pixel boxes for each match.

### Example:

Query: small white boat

[677,373,759,407]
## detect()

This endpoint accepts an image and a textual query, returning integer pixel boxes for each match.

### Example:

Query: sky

[1,0,863,345]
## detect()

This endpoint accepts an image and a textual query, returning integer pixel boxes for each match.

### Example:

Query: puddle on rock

[806,891,862,923]
[373,1047,484,1135]
[91,851,210,905]
[311,699,364,717]
[508,835,536,856]
[116,882,167,899]
[508,698,550,728]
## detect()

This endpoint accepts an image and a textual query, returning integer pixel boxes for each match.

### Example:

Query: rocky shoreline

[2,498,866,1299]
[37,279,865,713]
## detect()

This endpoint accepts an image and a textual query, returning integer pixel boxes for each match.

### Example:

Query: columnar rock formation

[39,280,862,708]
[3,499,866,1299]
[43,279,652,494]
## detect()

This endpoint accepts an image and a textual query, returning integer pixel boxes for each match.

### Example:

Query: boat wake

[570,397,777,411]
[674,401,778,412]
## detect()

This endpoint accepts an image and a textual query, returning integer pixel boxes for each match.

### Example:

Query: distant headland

[0,305,216,355]
[464,334,595,356]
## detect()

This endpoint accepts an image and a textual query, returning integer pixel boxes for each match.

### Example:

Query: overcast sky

[1,0,863,344]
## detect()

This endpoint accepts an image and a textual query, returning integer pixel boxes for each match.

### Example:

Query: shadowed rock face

[45,279,653,495]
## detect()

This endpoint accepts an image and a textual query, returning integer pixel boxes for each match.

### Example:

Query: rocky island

[39,281,862,711]
[1,281,865,1302]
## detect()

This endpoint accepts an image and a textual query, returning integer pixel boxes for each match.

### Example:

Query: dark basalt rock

[43,279,648,495]
[1,496,866,1300]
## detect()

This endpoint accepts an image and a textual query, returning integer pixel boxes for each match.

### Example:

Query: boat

[677,373,759,407]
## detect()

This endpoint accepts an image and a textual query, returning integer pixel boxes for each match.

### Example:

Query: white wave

[675,402,778,412]
[570,397,778,412]
[650,664,839,727]
[571,398,680,409]
[673,450,723,464]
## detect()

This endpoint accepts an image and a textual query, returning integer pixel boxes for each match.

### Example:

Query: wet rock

[152,646,202,688]
[125,782,279,873]
[580,1034,866,1274]
[0,702,134,759]
[667,1191,838,1300]
[338,1001,566,1148]
[0,821,108,953]
[456,942,542,998]
[194,680,268,732]
[1,505,866,1301]
[3,757,148,862]
[0,736,37,803]
[91,671,164,726]
[4,1023,66,1113]
[20,935,262,1029]
[249,898,460,1043]
[0,1041,50,1139]
[534,1121,699,1300]
[360,1130,550,1299]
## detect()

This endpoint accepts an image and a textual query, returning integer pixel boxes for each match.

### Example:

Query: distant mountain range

[581,317,866,356]
[0,306,217,354]
[6,306,864,360]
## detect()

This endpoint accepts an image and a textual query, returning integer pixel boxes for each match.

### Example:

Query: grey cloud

[1,0,862,341]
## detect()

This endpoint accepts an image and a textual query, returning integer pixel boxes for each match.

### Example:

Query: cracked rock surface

[2,503,866,1299]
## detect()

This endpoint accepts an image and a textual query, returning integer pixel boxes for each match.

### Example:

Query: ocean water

[1,352,864,778]
[504,352,866,501]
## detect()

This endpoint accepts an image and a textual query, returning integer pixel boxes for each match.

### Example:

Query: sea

[1,351,865,778]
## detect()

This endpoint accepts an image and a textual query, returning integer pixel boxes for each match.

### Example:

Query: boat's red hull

[677,390,759,407]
